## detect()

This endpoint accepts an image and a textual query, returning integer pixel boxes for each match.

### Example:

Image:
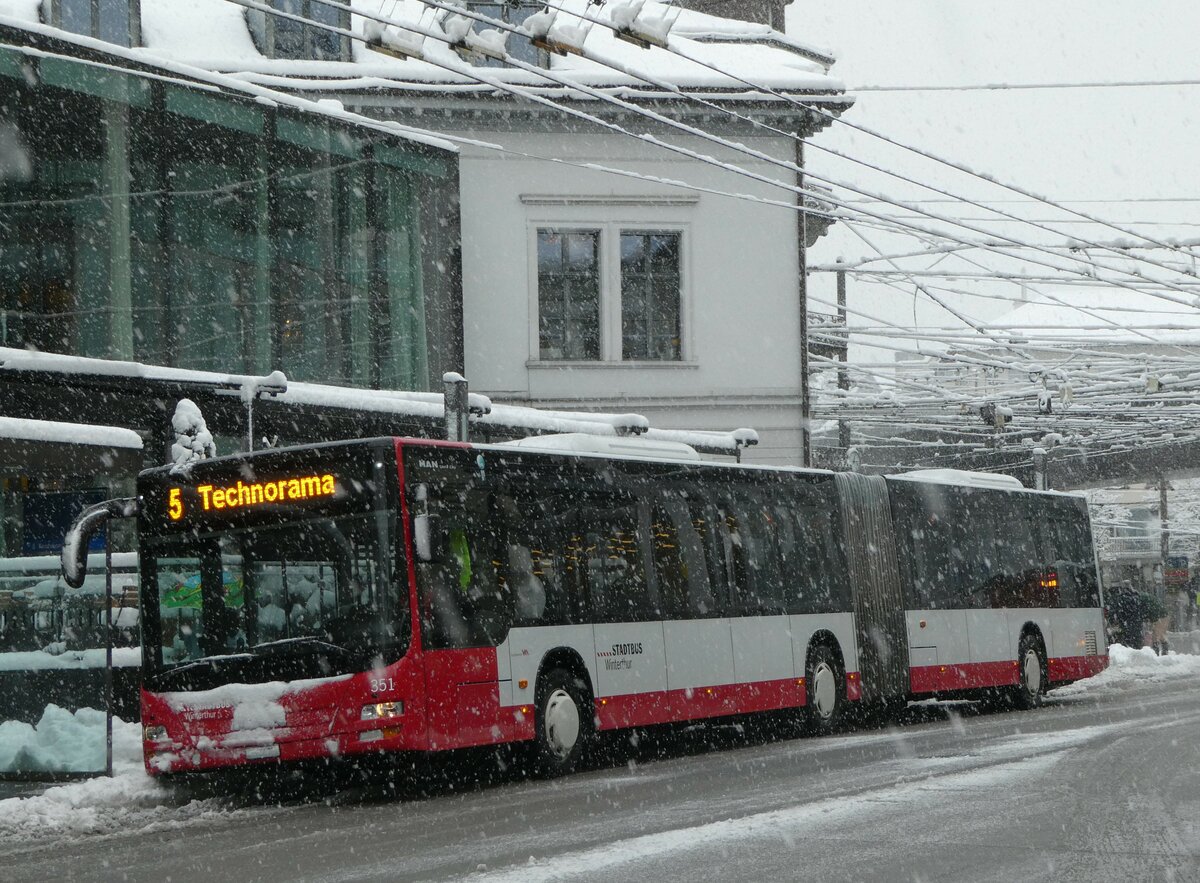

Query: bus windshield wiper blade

[167,652,254,675]
[251,636,353,656]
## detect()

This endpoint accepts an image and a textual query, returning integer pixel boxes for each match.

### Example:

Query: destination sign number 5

[169,488,183,521]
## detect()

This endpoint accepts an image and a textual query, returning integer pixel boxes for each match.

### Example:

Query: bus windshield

[143,510,405,673]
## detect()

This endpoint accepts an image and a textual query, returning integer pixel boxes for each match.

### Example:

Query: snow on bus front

[142,672,353,773]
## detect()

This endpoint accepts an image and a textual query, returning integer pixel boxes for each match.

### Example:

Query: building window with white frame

[620,231,681,361]
[536,229,601,361]
[535,226,684,363]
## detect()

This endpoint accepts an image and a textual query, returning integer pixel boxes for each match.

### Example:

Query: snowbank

[1050,643,1200,697]
[0,707,182,840]
[0,647,141,672]
[0,705,123,774]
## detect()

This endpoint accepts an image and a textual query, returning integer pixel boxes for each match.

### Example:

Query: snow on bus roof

[0,416,142,451]
[889,468,1025,491]
[499,432,702,461]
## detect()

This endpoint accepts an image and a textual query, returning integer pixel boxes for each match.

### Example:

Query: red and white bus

[125,435,1106,777]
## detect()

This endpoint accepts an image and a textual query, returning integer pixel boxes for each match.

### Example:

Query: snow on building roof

[0,416,142,450]
[126,0,845,100]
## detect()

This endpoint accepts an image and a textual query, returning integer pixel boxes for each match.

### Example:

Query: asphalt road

[6,681,1200,883]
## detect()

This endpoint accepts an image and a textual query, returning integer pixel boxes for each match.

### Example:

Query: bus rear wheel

[805,645,845,735]
[1012,635,1046,710]
[533,668,591,778]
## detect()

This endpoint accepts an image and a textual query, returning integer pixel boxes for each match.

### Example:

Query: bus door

[497,487,599,724]
[415,482,513,750]
[576,495,668,720]
[659,497,736,702]
[718,494,796,697]
[962,490,1038,677]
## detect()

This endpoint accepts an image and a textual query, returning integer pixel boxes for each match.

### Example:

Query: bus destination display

[166,472,338,521]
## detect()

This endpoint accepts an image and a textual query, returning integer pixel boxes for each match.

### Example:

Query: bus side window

[652,498,714,618]
[720,496,783,615]
[580,501,652,623]
[1043,506,1099,608]
[975,492,1044,610]
[786,503,835,614]
[890,482,954,610]
[497,492,568,626]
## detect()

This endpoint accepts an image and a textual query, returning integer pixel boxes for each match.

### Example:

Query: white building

[128,0,851,464]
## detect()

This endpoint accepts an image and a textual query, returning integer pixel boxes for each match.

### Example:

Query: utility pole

[797,137,811,467]
[1031,447,1046,492]
[1160,473,1170,602]
[837,267,850,465]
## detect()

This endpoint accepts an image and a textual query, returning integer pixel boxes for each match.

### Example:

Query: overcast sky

[788,2,1200,354]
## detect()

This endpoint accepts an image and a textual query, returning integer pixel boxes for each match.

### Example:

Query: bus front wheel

[805,645,845,735]
[533,668,591,777]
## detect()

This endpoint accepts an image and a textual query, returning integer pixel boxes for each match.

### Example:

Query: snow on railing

[608,0,682,50]
[1,347,757,459]
[364,7,438,61]
[523,6,593,57]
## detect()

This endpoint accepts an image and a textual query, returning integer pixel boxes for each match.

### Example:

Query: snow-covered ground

[0,644,1192,842]
[1049,643,1200,697]
[0,706,120,773]
[0,708,213,840]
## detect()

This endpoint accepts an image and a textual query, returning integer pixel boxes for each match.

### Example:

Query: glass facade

[0,41,460,389]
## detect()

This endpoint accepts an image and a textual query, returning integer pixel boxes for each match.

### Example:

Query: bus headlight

[143,725,168,742]
[361,701,402,721]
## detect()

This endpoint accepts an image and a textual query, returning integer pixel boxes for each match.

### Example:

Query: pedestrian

[1109,582,1144,649]
[1144,591,1170,655]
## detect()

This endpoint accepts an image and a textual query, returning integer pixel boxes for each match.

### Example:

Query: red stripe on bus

[1048,654,1108,682]
[592,679,804,730]
[909,655,1107,694]
[910,661,1018,693]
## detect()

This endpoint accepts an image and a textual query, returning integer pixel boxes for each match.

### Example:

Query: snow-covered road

[3,645,1198,882]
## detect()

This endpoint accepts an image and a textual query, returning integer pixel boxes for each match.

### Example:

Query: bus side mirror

[61,497,141,589]
[413,513,443,563]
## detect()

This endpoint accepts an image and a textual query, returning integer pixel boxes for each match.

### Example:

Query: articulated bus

[130,435,1106,777]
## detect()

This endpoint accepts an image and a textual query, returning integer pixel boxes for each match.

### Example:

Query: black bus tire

[805,645,846,735]
[1013,635,1046,710]
[533,668,591,778]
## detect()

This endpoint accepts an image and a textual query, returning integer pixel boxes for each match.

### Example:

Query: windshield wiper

[251,636,354,656]
[166,652,254,675]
